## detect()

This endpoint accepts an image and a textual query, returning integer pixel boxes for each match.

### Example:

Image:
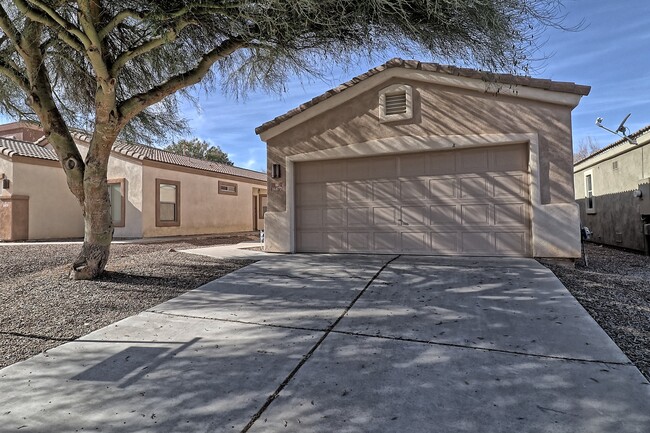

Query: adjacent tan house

[0,123,267,241]
[574,126,650,254]
[256,59,590,257]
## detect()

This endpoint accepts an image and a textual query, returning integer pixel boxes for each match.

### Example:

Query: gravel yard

[541,243,650,381]
[0,234,258,369]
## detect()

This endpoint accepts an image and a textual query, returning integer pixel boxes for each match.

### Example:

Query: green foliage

[164,138,233,165]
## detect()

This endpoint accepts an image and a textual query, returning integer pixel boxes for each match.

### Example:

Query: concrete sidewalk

[1,255,648,432]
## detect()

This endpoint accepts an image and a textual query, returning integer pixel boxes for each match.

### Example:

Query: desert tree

[0,0,568,279]
[165,138,233,165]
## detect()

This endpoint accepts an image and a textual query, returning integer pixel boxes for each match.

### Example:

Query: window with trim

[585,171,595,214]
[107,178,125,227]
[218,181,238,196]
[156,179,180,226]
[259,194,268,219]
[379,84,413,123]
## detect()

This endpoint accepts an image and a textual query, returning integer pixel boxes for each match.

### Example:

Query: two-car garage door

[295,144,531,256]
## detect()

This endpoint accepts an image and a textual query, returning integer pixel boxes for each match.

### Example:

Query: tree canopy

[165,138,233,165]
[0,0,568,279]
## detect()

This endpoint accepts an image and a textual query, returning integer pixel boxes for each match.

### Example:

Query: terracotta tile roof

[0,136,58,161]
[255,58,591,134]
[574,124,650,166]
[69,131,267,182]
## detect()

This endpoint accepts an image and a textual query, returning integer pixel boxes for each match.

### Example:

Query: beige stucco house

[574,126,650,254]
[256,59,590,258]
[0,123,267,241]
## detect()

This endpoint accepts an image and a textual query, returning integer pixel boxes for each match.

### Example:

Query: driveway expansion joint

[239,254,401,433]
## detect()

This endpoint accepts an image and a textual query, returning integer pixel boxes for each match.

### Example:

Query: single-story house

[574,126,650,253]
[256,58,590,258]
[0,123,267,241]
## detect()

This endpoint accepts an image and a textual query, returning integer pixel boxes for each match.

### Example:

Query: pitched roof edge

[255,58,591,135]
[573,124,650,167]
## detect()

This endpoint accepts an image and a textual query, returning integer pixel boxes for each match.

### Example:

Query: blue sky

[179,0,650,171]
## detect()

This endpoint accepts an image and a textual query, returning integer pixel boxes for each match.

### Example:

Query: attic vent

[379,84,413,123]
[612,161,618,171]
[385,92,407,115]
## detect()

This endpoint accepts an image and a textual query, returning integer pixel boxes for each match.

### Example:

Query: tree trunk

[70,158,113,280]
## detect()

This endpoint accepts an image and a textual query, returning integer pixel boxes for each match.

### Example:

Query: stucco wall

[11,160,84,239]
[266,77,575,214]
[141,164,263,237]
[575,142,650,251]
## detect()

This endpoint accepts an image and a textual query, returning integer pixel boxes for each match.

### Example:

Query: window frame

[156,178,181,227]
[584,170,595,214]
[218,180,238,196]
[107,178,126,228]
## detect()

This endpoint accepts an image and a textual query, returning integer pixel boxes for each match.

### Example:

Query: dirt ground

[0,233,258,369]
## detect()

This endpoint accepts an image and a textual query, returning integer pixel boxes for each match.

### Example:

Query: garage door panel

[495,232,527,255]
[373,206,398,226]
[431,232,459,253]
[491,144,528,171]
[401,206,427,226]
[401,231,430,252]
[373,181,398,201]
[494,204,526,226]
[461,204,490,225]
[374,232,399,251]
[347,207,370,226]
[295,144,530,256]
[297,184,323,205]
[400,154,426,177]
[430,205,459,226]
[325,183,345,202]
[460,177,489,198]
[427,151,456,175]
[400,180,428,201]
[347,182,371,202]
[459,149,489,173]
[297,231,323,252]
[348,232,370,251]
[297,208,323,229]
[429,178,457,200]
[324,208,345,226]
[493,174,526,198]
[462,232,494,254]
[320,160,347,182]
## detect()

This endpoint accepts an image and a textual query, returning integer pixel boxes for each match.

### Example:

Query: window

[156,179,180,226]
[107,179,125,227]
[218,181,238,196]
[259,194,268,219]
[585,171,595,214]
[379,84,413,123]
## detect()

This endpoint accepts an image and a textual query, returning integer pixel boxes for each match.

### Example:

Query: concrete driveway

[1,254,648,432]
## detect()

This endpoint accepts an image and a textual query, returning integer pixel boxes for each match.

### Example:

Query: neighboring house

[573,126,650,254]
[0,123,267,241]
[256,58,590,258]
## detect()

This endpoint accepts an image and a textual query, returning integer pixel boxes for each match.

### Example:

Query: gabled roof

[256,58,591,135]
[69,131,267,182]
[574,124,650,166]
[0,136,58,161]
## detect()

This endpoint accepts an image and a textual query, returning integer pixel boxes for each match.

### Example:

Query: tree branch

[78,0,111,83]
[0,6,21,47]
[13,0,87,51]
[119,37,245,123]
[110,20,194,76]
[0,60,30,92]
[98,8,143,40]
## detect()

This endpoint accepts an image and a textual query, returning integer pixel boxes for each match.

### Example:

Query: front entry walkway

[1,255,648,432]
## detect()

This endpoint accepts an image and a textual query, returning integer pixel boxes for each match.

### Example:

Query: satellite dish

[616,113,631,134]
[595,114,638,145]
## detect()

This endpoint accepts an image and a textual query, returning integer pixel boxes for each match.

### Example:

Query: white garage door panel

[295,144,531,256]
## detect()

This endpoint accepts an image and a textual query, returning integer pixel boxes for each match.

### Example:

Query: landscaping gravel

[0,234,258,369]
[541,243,650,381]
